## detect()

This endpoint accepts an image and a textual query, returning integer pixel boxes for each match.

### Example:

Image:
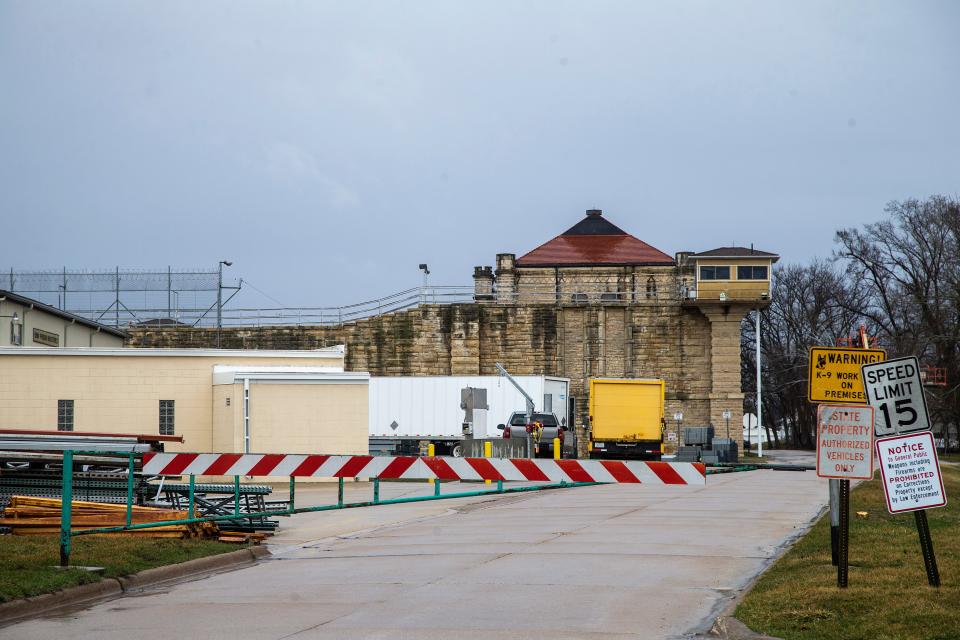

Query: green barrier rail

[56,450,595,567]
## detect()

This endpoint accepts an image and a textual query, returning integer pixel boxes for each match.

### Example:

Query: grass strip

[736,465,960,640]
[0,535,238,603]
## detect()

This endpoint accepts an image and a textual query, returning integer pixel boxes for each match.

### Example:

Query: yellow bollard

[427,443,435,485]
[484,440,492,484]
[553,437,561,460]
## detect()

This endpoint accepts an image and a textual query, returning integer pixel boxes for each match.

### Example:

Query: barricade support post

[59,450,73,567]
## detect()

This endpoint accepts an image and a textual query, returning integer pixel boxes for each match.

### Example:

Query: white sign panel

[816,404,874,480]
[875,432,946,513]
[861,356,930,437]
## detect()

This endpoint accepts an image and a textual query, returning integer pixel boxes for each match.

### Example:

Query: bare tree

[835,196,960,449]
[743,261,871,448]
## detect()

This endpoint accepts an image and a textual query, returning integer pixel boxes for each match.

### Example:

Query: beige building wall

[212,384,243,453]
[245,383,368,456]
[0,349,346,453]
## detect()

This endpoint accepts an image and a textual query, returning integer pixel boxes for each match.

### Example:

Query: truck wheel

[450,443,464,458]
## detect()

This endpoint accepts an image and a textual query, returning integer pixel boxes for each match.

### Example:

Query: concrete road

[6,469,828,639]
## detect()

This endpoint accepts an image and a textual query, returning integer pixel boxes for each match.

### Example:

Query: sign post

[863,357,945,588]
[816,404,874,587]
[807,342,884,588]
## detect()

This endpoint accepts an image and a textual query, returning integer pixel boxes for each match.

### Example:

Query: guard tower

[685,247,779,304]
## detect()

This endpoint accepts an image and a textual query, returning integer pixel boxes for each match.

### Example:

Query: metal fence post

[373,477,380,504]
[338,477,344,507]
[189,474,196,518]
[60,451,73,567]
[126,453,135,527]
[288,476,296,513]
[234,476,240,516]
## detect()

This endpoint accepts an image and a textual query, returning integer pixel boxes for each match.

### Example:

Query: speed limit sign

[861,356,930,437]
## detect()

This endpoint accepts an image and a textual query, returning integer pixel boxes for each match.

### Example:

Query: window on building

[600,292,621,302]
[699,265,730,280]
[645,276,657,299]
[570,293,588,304]
[737,265,768,280]
[159,400,175,435]
[58,400,74,432]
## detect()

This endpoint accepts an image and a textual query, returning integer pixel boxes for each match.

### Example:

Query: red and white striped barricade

[142,453,706,486]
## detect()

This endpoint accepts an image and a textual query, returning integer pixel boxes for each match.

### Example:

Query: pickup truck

[498,411,566,458]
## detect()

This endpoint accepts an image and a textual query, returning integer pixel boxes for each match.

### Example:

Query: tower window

[737,265,768,280]
[699,265,730,280]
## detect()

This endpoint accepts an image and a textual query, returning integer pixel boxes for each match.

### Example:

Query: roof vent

[586,209,602,217]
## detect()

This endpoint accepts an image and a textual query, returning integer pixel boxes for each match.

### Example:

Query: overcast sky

[2,1,958,309]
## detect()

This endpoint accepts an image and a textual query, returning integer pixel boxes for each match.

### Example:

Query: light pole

[1,312,21,345]
[418,263,430,305]
[217,260,232,347]
[755,308,763,458]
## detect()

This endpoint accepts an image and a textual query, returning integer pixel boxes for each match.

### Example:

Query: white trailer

[369,375,570,456]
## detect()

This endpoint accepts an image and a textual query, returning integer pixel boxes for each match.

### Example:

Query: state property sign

[875,431,946,513]
[861,356,931,437]
[807,347,886,404]
[816,405,874,480]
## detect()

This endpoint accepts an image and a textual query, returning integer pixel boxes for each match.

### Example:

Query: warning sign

[816,404,874,480]
[875,431,946,514]
[808,347,886,404]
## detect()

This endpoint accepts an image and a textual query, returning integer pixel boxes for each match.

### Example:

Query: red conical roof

[516,210,674,267]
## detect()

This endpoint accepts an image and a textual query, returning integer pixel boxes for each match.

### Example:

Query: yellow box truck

[588,378,665,460]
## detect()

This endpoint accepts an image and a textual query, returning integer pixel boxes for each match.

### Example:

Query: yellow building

[686,247,779,303]
[0,347,369,468]
[0,289,126,348]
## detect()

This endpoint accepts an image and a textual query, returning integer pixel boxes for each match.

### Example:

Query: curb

[0,546,270,628]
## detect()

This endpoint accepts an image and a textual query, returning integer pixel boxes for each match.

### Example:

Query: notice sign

[876,431,946,513]
[816,405,874,479]
[808,347,886,404]
[861,356,930,437]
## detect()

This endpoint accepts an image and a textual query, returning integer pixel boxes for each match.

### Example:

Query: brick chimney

[473,266,494,301]
[495,253,517,303]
